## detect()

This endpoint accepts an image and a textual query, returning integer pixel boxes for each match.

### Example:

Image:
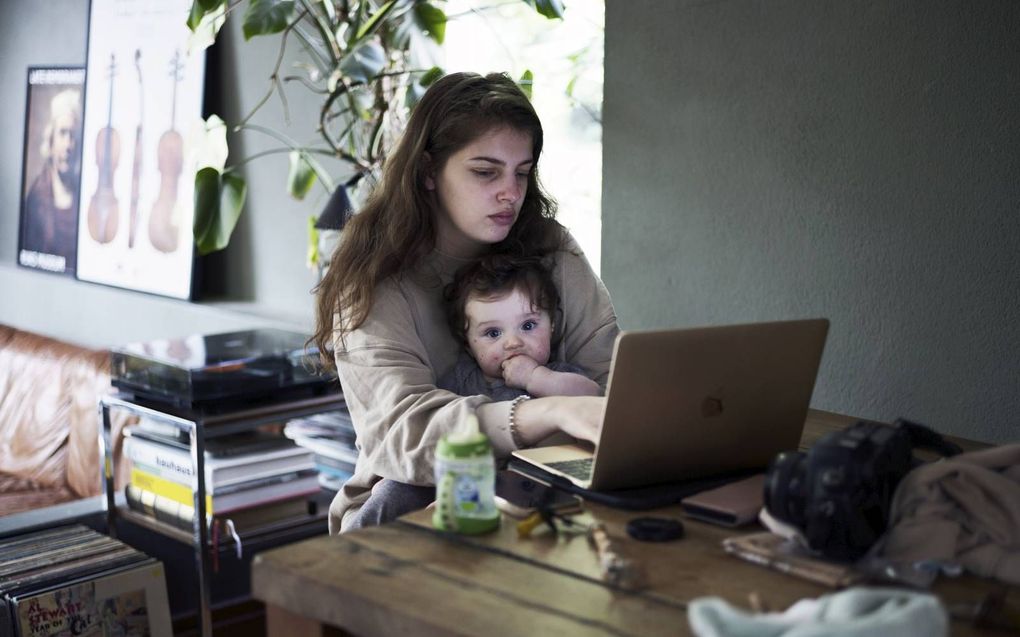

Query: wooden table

[251,410,1014,636]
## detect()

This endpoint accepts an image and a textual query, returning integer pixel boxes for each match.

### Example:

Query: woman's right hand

[512,395,606,446]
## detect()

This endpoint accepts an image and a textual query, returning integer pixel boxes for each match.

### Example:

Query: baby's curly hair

[444,254,560,347]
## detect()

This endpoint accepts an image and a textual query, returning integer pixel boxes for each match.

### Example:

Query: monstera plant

[186,0,564,258]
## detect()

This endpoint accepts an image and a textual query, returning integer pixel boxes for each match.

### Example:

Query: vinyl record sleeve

[10,560,171,637]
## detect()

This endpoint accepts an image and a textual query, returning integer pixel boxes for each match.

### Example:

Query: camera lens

[764,451,808,527]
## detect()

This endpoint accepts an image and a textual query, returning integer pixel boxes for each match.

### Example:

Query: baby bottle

[433,412,499,534]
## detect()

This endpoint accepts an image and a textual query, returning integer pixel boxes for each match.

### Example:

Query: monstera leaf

[194,169,247,255]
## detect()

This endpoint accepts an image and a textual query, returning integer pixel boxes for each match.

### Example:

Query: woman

[313,72,619,533]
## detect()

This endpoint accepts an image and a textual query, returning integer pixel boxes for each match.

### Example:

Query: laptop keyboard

[546,458,593,481]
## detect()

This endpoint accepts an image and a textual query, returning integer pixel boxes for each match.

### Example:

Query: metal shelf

[99,392,344,637]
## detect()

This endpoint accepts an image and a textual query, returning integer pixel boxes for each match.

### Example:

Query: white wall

[602,0,1019,443]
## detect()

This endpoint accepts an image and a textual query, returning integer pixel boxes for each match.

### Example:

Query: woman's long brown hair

[312,72,565,368]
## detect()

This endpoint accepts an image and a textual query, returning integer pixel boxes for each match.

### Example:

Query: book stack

[283,407,358,491]
[123,419,320,536]
[0,525,171,637]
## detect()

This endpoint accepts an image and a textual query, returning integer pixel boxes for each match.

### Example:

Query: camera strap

[894,418,964,460]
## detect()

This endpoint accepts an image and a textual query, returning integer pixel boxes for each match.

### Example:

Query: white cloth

[688,587,948,637]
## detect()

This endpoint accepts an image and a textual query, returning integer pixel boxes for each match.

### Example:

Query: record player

[110,328,337,410]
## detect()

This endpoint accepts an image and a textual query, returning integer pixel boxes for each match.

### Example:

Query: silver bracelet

[508,394,531,448]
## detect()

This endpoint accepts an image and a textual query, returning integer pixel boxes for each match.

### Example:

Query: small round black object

[626,517,685,542]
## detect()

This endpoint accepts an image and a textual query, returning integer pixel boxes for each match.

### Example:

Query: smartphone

[495,470,582,517]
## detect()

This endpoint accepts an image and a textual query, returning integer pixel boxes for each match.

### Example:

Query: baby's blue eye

[483,328,501,339]
[522,320,537,331]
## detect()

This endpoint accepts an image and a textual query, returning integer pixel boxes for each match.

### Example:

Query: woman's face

[427,127,533,258]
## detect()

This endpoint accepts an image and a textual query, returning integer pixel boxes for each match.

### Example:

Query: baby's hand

[501,355,540,389]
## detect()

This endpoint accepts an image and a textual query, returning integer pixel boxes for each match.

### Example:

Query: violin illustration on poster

[86,53,120,245]
[128,48,143,249]
[149,50,185,254]
[76,0,205,300]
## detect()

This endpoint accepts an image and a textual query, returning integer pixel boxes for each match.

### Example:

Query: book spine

[129,467,214,513]
[125,484,207,533]
[289,435,359,465]
[315,464,353,481]
[124,436,197,487]
[124,436,313,490]
[313,453,356,474]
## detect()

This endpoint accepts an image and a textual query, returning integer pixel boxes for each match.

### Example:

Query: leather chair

[0,325,129,516]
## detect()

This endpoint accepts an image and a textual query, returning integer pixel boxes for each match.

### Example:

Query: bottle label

[435,455,497,520]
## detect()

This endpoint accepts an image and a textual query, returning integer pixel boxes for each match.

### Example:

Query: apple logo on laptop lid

[701,395,724,418]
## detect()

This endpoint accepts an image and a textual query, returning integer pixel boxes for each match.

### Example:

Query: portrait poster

[18,66,86,276]
[76,0,206,299]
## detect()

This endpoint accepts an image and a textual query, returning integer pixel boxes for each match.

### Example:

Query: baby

[439,254,600,399]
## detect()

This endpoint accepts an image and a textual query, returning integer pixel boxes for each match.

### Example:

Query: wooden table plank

[398,507,826,611]
[253,523,695,637]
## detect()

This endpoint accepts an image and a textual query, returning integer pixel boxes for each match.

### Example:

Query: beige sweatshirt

[328,232,619,533]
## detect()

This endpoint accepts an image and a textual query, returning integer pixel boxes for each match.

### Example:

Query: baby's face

[464,286,552,382]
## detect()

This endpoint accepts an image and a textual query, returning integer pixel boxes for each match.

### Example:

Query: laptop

[510,318,829,491]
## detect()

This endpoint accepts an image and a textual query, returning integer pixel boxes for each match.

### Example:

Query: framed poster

[17,66,86,276]
[76,0,206,299]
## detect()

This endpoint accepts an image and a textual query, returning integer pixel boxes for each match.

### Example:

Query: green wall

[602,0,1019,443]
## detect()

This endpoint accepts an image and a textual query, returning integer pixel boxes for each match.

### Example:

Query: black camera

[763,419,961,562]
